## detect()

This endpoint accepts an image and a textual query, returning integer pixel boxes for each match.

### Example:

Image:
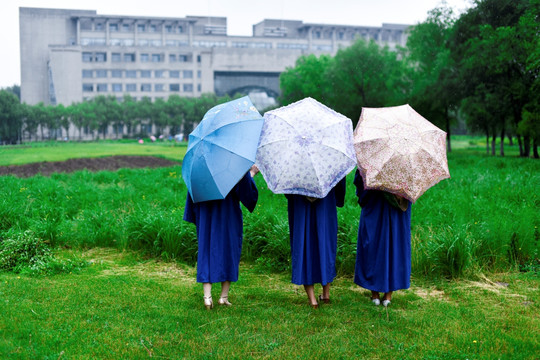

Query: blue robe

[353,170,412,293]
[286,178,346,286]
[183,172,258,283]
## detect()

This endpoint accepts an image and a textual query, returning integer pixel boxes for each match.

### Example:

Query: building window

[169,84,180,92]
[82,83,94,92]
[155,84,164,92]
[169,70,180,78]
[96,70,108,78]
[150,24,157,33]
[178,26,184,33]
[112,84,123,92]
[197,84,201,92]
[151,40,162,47]
[152,54,163,62]
[183,84,193,92]
[197,55,201,63]
[338,32,344,40]
[140,70,151,78]
[141,84,151,92]
[122,24,131,32]
[155,70,164,78]
[124,53,135,62]
[125,70,137,78]
[95,23,104,31]
[126,84,137,92]
[314,31,321,39]
[82,52,93,62]
[140,53,149,62]
[197,70,201,79]
[97,83,108,92]
[165,25,172,33]
[109,23,119,32]
[112,53,121,62]
[95,52,107,62]
[138,39,149,46]
[179,54,189,62]
[137,24,146,32]
[111,70,123,78]
[82,70,93,78]
[183,70,193,79]
[169,54,177,62]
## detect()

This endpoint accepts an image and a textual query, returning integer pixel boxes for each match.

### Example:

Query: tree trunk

[517,134,524,156]
[491,132,496,156]
[446,108,452,152]
[507,133,513,146]
[533,137,539,159]
[500,125,505,157]
[523,135,531,158]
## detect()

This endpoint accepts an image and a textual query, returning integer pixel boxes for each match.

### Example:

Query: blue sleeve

[235,172,258,213]
[353,169,369,207]
[335,177,347,208]
[183,192,196,224]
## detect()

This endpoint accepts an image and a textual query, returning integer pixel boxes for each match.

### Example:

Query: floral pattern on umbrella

[256,97,356,198]
[353,104,450,203]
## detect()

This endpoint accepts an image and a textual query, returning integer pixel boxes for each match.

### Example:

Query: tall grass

[0,150,538,279]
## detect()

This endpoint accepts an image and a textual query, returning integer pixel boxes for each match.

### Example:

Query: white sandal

[218,296,232,306]
[204,296,213,310]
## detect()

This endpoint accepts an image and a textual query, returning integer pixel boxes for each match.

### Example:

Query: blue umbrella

[182,96,264,203]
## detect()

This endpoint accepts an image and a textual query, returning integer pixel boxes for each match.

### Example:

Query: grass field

[1,249,538,359]
[0,136,538,358]
[0,140,187,166]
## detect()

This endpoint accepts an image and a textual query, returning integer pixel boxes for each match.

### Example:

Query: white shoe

[218,296,232,306]
[204,296,213,310]
[372,298,381,306]
[382,299,391,307]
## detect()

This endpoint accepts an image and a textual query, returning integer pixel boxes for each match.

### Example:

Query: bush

[0,230,87,275]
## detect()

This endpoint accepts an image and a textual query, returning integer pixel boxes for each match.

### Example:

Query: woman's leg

[203,282,213,309]
[304,285,318,308]
[219,281,232,306]
[382,291,393,307]
[370,290,381,306]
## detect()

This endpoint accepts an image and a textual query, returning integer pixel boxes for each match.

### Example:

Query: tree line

[279,0,539,157]
[1,0,538,157]
[0,92,238,144]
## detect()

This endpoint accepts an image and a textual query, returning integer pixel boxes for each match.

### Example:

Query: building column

[188,22,193,46]
[76,18,80,45]
[105,19,110,45]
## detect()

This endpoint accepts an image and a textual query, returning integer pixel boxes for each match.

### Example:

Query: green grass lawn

[0,248,538,359]
[0,140,187,166]
[0,137,538,358]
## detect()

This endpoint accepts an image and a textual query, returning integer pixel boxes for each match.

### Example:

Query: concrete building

[19,7,409,139]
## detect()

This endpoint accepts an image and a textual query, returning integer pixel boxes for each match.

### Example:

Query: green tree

[451,0,537,156]
[279,54,333,105]
[324,39,408,125]
[406,5,460,152]
[0,90,22,144]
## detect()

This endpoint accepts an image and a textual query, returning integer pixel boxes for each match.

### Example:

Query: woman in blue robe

[286,177,346,308]
[353,169,411,307]
[183,167,259,309]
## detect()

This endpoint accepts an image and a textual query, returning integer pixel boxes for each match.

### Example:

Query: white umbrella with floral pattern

[256,97,356,198]
[353,104,450,203]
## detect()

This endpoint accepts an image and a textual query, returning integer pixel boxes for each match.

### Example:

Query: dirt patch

[0,155,180,178]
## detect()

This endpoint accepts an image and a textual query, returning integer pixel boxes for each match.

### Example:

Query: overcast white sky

[1,0,473,88]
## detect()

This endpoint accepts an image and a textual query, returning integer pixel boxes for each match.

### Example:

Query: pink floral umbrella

[256,97,356,198]
[353,104,450,203]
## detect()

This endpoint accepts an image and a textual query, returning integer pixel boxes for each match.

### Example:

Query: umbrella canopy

[182,96,264,203]
[353,104,450,203]
[256,97,356,198]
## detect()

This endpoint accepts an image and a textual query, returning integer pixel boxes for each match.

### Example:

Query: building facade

[19,7,409,139]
